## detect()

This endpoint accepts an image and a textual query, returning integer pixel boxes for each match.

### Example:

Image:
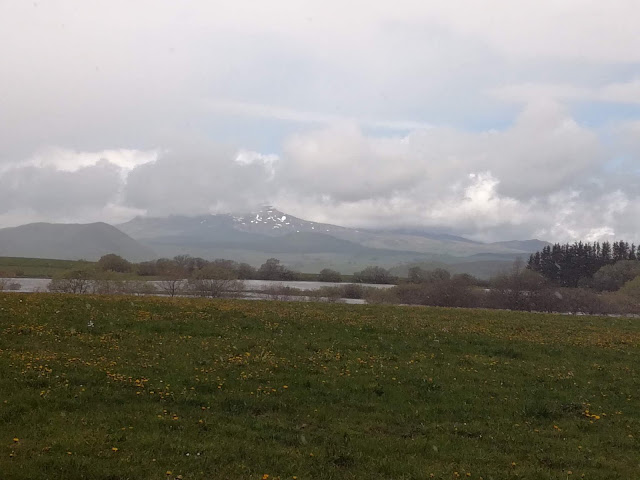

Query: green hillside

[0,257,93,278]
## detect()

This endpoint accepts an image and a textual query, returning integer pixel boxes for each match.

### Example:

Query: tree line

[94,254,402,285]
[527,240,639,287]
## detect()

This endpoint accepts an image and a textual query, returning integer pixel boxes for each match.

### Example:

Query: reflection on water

[2,278,390,304]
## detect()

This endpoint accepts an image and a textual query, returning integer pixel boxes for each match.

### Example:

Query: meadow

[0,294,638,479]
[0,257,92,278]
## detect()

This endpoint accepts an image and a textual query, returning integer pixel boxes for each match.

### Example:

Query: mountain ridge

[116,206,547,275]
[0,222,155,262]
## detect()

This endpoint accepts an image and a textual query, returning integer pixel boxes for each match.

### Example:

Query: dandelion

[262,475,269,480]
[13,437,19,443]
[111,447,118,452]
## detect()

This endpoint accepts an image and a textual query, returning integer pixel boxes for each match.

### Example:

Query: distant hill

[371,228,482,245]
[489,239,551,252]
[117,206,548,276]
[0,222,155,262]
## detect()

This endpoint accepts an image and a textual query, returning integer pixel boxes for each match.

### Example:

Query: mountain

[118,206,538,257]
[489,239,551,252]
[371,228,482,245]
[0,222,155,262]
[117,206,547,276]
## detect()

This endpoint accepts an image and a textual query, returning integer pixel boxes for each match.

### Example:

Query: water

[241,279,393,291]
[2,278,50,292]
[2,278,392,295]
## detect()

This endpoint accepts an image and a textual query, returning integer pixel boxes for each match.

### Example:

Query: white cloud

[1,148,158,175]
[1,1,640,244]
[492,79,640,105]
[206,99,433,131]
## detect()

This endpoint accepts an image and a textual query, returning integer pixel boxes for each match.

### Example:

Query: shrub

[318,268,342,283]
[592,261,640,292]
[353,266,396,284]
[261,284,303,301]
[364,287,399,304]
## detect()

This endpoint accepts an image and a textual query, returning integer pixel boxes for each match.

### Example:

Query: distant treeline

[527,240,638,287]
[71,254,400,284]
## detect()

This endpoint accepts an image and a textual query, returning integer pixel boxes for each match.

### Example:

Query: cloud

[492,79,640,105]
[270,103,638,242]
[205,99,433,131]
[277,101,601,202]
[1,1,640,244]
[0,160,122,216]
[123,143,278,216]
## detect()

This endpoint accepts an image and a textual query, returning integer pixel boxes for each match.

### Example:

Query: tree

[408,266,427,284]
[258,258,299,281]
[97,254,131,273]
[407,266,451,284]
[48,269,95,294]
[592,260,640,291]
[136,261,158,276]
[352,266,396,284]
[528,239,639,287]
[318,268,342,283]
[188,264,243,298]
[489,259,548,311]
[158,264,186,297]
[236,263,257,279]
[618,275,640,311]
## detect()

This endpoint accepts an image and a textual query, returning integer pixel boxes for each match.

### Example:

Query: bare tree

[159,272,185,297]
[48,269,94,294]
[188,264,244,298]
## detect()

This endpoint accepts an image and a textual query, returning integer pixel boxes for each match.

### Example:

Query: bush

[340,283,365,299]
[318,268,342,283]
[592,261,640,292]
[353,266,396,284]
[314,286,343,302]
[393,279,479,308]
[363,288,400,304]
[261,284,303,301]
[555,288,615,315]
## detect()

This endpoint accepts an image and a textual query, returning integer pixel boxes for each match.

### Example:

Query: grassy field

[0,257,93,278]
[0,294,638,479]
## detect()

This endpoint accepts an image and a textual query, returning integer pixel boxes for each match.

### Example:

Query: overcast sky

[1,0,640,242]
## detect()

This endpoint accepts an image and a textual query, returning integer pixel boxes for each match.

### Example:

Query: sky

[1,0,640,242]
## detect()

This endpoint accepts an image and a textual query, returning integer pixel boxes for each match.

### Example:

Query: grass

[0,257,93,278]
[0,294,638,479]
